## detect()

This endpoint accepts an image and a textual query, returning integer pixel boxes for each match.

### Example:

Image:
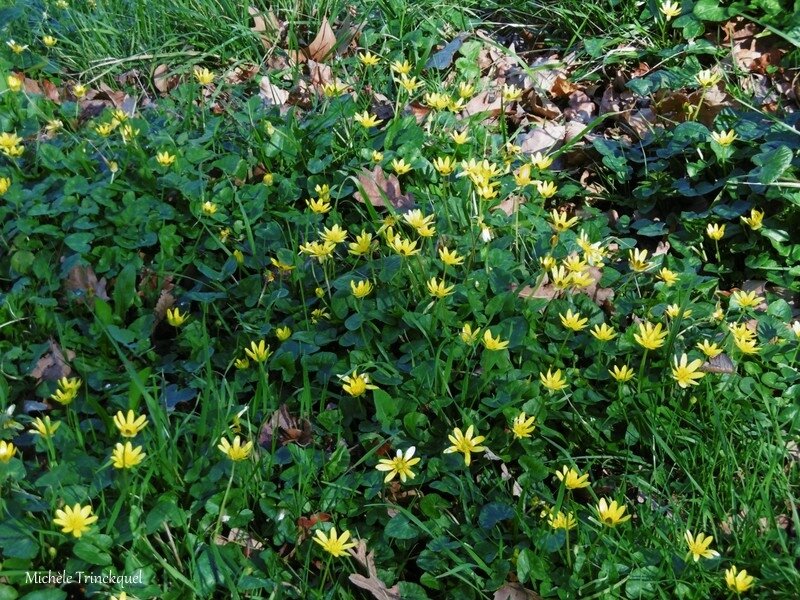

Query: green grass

[1,0,799,598]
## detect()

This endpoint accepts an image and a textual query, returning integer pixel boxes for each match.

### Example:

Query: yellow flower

[550,265,572,289]
[391,59,413,75]
[657,267,679,286]
[6,74,22,93]
[371,150,384,162]
[193,67,215,85]
[596,498,631,526]
[725,566,755,594]
[450,130,470,145]
[322,81,348,97]
[306,197,332,214]
[791,321,800,338]
[202,201,217,216]
[234,357,250,370]
[443,425,486,466]
[665,304,692,319]
[729,322,755,341]
[706,223,725,240]
[511,412,536,439]
[609,364,635,382]
[659,0,682,20]
[350,280,374,299]
[321,224,348,245]
[354,111,380,128]
[482,329,509,351]
[731,290,763,310]
[539,255,557,271]
[0,440,17,463]
[424,92,451,110]
[438,247,464,266]
[741,208,764,230]
[376,447,421,483]
[555,465,590,489]
[270,257,294,272]
[549,209,578,232]
[536,180,558,199]
[540,368,568,393]
[696,69,722,88]
[634,321,668,350]
[391,158,412,175]
[427,277,455,299]
[562,254,587,274]
[433,156,456,175]
[233,249,245,264]
[696,340,723,358]
[514,164,532,186]
[113,410,148,437]
[628,248,651,272]
[684,530,720,562]
[245,340,271,363]
[94,122,116,137]
[358,51,380,66]
[711,130,737,146]
[590,323,617,341]
[218,436,253,461]
[6,40,28,54]
[0,176,10,195]
[502,84,522,102]
[547,510,577,530]
[0,131,23,151]
[156,151,176,167]
[43,35,58,48]
[313,527,357,557]
[389,236,419,257]
[30,416,61,438]
[530,152,553,170]
[403,209,434,230]
[461,323,480,345]
[53,503,99,538]
[271,326,290,342]
[560,309,588,332]
[300,240,336,262]
[733,335,760,355]
[50,377,81,405]
[348,231,374,255]
[671,354,705,388]
[457,81,475,99]
[111,442,146,469]
[339,370,377,397]
[166,307,188,326]
[398,75,421,93]
[119,123,140,143]
[260,172,274,186]
[46,119,63,133]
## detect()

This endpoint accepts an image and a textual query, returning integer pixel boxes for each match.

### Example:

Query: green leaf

[0,584,19,600]
[398,582,430,599]
[373,389,399,427]
[73,539,113,566]
[385,514,419,539]
[754,145,793,184]
[625,566,659,598]
[478,502,514,529]
[113,263,137,318]
[63,232,93,254]
[19,592,67,600]
[0,522,38,559]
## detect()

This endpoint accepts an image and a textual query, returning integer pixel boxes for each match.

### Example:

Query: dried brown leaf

[353,166,415,210]
[259,404,312,448]
[153,65,179,94]
[348,539,401,600]
[65,264,109,303]
[494,583,543,600]
[259,77,289,106]
[307,16,336,62]
[462,90,502,118]
[518,122,566,156]
[30,339,75,382]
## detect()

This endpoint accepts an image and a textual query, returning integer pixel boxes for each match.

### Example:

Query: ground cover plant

[1,0,799,598]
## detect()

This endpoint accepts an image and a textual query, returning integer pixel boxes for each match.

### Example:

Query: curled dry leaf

[259,404,313,448]
[259,77,290,107]
[65,264,109,303]
[153,64,180,94]
[348,539,401,600]
[518,121,566,156]
[353,166,415,211]
[30,339,75,382]
[494,582,543,600]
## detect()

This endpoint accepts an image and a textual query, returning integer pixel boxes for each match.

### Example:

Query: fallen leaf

[259,77,290,106]
[153,64,180,94]
[307,16,336,62]
[297,513,331,531]
[348,539,401,600]
[494,582,543,600]
[352,166,415,210]
[565,90,595,123]
[518,122,566,156]
[462,89,502,118]
[213,527,264,557]
[65,264,110,303]
[30,339,75,382]
[259,404,313,448]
